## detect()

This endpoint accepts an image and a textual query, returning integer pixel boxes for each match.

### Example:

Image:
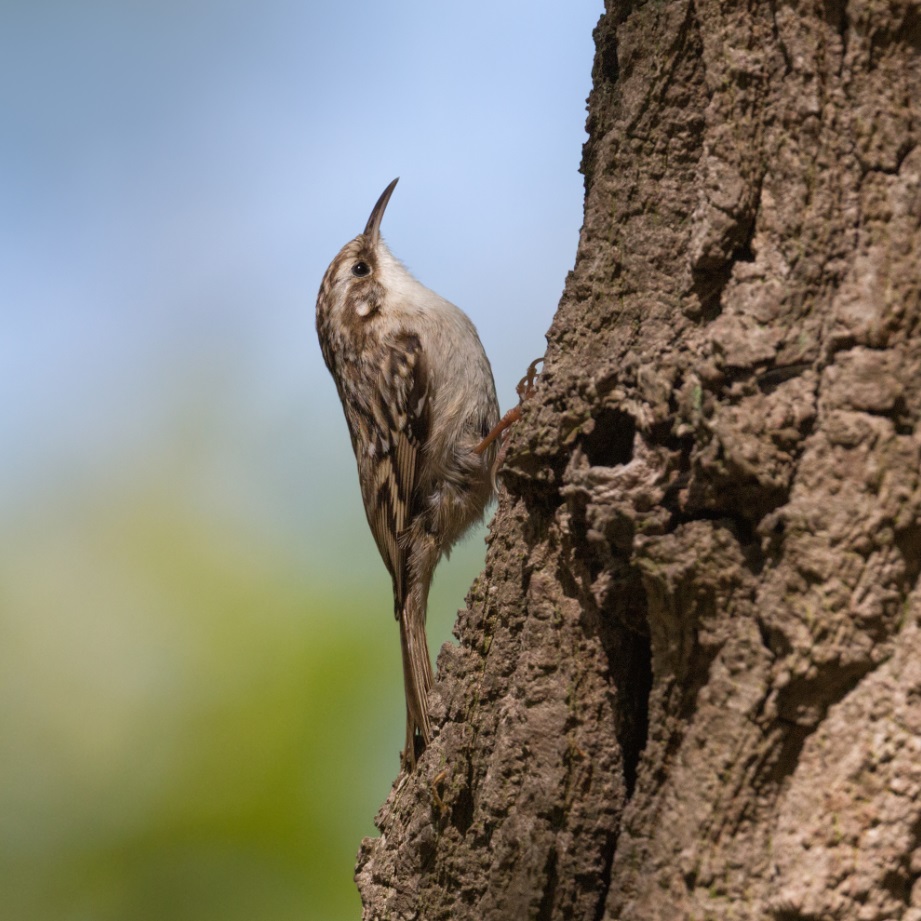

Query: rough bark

[357,1,921,919]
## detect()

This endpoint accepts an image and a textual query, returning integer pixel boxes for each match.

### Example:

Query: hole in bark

[536,846,558,921]
[895,522,921,591]
[690,215,757,319]
[691,265,732,320]
[735,237,755,263]
[756,617,792,659]
[619,629,651,796]
[881,868,911,905]
[581,408,635,467]
[561,556,651,798]
[892,395,914,434]
[761,723,812,787]
[756,362,812,393]
[451,784,474,837]
[594,19,619,84]
[592,582,652,798]
[731,517,765,574]
[593,832,616,921]
[897,5,921,52]
[757,617,771,653]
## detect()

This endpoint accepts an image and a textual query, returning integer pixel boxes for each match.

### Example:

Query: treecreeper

[315,178,499,770]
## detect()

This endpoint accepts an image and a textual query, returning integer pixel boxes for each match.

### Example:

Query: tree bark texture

[357,2,921,918]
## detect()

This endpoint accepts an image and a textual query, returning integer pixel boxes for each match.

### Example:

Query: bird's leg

[474,404,522,457]
[474,357,543,475]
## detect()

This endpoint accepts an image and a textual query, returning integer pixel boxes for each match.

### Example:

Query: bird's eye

[352,261,371,277]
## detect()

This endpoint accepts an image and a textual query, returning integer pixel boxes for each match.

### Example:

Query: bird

[315,178,499,770]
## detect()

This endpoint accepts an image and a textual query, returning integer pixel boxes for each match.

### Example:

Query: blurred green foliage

[0,442,487,921]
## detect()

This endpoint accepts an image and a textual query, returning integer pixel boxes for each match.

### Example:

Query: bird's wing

[355,331,430,615]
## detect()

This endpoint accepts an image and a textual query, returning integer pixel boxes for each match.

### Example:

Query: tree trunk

[356,1,921,918]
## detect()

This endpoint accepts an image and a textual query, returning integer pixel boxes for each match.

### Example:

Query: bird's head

[316,178,400,333]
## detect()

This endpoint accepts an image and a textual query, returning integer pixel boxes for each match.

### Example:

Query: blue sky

[1,1,600,530]
[0,0,600,489]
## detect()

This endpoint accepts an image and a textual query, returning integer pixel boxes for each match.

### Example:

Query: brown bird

[316,179,499,769]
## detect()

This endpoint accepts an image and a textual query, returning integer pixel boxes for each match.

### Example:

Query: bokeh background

[0,2,598,918]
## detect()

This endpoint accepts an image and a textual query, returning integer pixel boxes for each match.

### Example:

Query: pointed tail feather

[399,597,434,770]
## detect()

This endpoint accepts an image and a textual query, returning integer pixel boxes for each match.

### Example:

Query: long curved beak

[363,177,399,243]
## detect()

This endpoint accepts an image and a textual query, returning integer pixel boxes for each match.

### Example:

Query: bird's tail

[399,594,434,771]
